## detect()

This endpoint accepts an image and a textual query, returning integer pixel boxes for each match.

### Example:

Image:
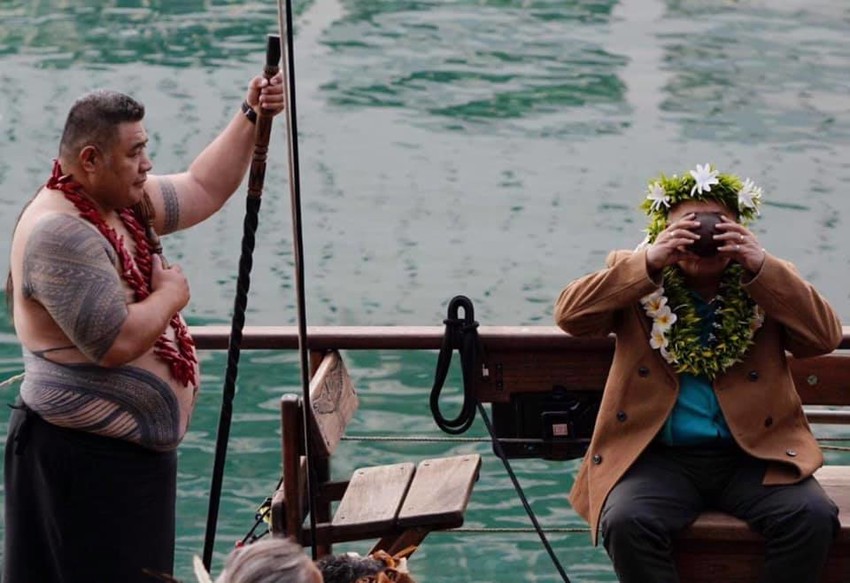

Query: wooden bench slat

[274,351,482,555]
[678,466,850,542]
[475,349,613,404]
[812,466,850,534]
[676,465,850,582]
[397,454,482,528]
[332,462,416,536]
[678,511,759,542]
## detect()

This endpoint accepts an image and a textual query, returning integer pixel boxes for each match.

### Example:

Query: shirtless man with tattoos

[3,73,284,583]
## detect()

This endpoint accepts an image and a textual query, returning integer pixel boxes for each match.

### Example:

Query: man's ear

[78,145,101,173]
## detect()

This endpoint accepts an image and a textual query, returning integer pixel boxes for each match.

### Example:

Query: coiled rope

[429,295,573,583]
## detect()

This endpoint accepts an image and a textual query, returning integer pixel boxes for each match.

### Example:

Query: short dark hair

[316,554,385,583]
[58,90,145,159]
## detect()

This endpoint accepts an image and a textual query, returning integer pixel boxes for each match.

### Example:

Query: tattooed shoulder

[23,214,116,268]
[157,177,180,234]
[23,214,128,362]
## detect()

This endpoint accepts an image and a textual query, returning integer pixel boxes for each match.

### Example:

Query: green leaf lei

[651,264,764,379]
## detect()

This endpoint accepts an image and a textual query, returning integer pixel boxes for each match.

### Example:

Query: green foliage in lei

[640,170,761,242]
[661,263,760,378]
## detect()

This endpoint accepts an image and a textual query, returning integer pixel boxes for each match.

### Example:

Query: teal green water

[2,1,850,581]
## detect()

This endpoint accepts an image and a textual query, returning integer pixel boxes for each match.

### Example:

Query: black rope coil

[429,295,572,583]
[430,295,481,435]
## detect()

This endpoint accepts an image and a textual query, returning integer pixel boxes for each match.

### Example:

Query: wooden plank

[309,351,359,457]
[188,325,609,350]
[679,466,850,542]
[678,511,758,542]
[675,466,850,582]
[474,349,613,403]
[675,539,850,583]
[277,395,306,539]
[397,454,482,528]
[813,465,850,536]
[806,410,850,424]
[675,542,764,583]
[332,463,415,538]
[189,325,850,351]
[473,349,850,407]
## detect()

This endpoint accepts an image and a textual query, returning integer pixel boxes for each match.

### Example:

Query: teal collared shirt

[659,291,733,446]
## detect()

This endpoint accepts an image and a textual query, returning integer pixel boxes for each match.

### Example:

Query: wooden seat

[470,343,850,582]
[673,465,850,583]
[269,350,481,556]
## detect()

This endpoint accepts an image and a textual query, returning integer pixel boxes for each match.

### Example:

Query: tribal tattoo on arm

[159,177,180,234]
[22,214,129,363]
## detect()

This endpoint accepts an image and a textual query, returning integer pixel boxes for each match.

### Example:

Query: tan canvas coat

[554,248,842,545]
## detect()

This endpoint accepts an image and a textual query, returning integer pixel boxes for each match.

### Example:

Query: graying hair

[214,538,316,583]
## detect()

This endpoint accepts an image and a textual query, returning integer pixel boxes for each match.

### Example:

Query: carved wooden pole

[202,34,281,571]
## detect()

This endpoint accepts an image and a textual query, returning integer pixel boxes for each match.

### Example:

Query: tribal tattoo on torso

[20,212,183,450]
[21,351,181,450]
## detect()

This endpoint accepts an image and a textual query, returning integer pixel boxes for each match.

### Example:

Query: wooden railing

[191,325,850,424]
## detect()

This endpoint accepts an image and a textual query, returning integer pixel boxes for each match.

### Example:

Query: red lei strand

[46,160,197,387]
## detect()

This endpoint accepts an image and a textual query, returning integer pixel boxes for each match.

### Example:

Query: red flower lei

[46,160,198,387]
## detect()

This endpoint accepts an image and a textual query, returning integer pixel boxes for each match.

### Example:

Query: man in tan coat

[555,165,842,583]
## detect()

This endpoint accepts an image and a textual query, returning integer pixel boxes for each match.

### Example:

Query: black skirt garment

[3,404,177,583]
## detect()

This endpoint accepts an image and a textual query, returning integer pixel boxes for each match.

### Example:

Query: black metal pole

[202,35,281,571]
[277,0,320,559]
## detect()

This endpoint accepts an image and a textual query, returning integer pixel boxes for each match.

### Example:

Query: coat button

[748,370,759,381]
[616,411,628,422]
[786,449,797,457]
[592,454,603,465]
[764,417,773,428]
[638,366,650,377]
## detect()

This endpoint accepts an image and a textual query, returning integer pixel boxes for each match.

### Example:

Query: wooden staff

[202,34,281,571]
[248,35,280,200]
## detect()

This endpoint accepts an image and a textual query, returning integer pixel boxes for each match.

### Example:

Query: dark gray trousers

[600,442,838,583]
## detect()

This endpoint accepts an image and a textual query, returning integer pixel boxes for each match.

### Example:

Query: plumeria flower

[642,288,679,363]
[643,294,668,316]
[653,306,678,330]
[738,178,762,213]
[646,182,670,212]
[641,287,665,306]
[650,325,669,349]
[689,163,719,196]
